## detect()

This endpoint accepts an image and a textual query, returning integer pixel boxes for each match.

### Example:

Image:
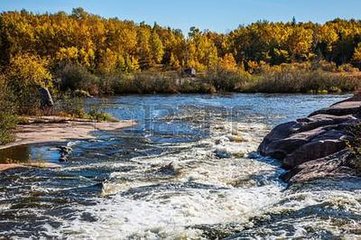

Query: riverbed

[0,94,360,239]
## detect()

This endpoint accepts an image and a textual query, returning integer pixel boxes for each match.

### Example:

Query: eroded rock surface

[258,97,361,184]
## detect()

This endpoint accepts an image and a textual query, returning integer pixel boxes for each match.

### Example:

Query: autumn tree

[5,53,52,113]
[149,30,164,66]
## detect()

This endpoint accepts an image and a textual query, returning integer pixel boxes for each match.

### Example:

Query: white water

[1,94,360,239]
[47,121,286,239]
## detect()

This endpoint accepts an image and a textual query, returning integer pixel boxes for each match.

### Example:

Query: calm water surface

[0,93,360,239]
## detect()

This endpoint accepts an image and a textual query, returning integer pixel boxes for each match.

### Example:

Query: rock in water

[157,162,178,175]
[258,95,361,184]
[214,148,231,158]
[57,145,73,162]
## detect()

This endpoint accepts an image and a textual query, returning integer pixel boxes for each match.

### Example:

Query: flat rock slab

[309,101,361,117]
[0,116,136,150]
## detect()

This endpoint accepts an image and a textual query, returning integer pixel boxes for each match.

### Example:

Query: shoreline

[0,116,136,150]
[0,116,136,171]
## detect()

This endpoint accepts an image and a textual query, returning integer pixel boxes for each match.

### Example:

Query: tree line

[2,8,361,75]
[2,8,361,144]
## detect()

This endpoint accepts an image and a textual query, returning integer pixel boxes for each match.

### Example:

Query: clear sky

[1,0,361,34]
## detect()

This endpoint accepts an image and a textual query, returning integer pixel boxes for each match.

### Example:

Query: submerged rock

[156,162,178,175]
[227,135,247,142]
[214,148,232,158]
[258,95,361,184]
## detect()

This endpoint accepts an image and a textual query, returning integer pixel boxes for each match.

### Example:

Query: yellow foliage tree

[5,53,53,114]
[218,53,238,71]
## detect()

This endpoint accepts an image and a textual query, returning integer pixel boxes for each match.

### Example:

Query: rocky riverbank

[0,116,135,150]
[258,95,361,184]
[0,116,135,171]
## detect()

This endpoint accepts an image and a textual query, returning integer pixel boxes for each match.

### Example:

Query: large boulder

[296,114,357,132]
[258,96,361,183]
[39,87,54,107]
[281,150,355,183]
[283,132,347,169]
[258,114,356,161]
[258,121,300,156]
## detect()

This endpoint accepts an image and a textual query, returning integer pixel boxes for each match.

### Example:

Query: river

[0,94,360,239]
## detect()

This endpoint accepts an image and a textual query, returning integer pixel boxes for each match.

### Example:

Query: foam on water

[1,94,359,239]
[41,120,287,239]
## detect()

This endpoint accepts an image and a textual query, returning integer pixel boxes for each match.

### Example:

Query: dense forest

[2,8,361,142]
[2,8,361,95]
[2,8,361,73]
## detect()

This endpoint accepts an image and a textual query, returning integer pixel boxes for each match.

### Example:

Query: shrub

[244,63,361,93]
[58,63,100,95]
[311,60,337,72]
[203,69,251,92]
[87,106,117,122]
[132,71,179,93]
[337,64,359,73]
[0,76,18,144]
[54,94,87,118]
[5,53,53,115]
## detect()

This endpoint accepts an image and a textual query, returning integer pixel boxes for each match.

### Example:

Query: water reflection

[0,145,30,163]
[0,144,61,163]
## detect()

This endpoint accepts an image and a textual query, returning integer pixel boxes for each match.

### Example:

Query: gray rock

[296,114,357,133]
[258,121,300,155]
[283,139,346,169]
[39,87,54,107]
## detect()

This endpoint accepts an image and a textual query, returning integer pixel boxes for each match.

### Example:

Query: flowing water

[0,94,360,239]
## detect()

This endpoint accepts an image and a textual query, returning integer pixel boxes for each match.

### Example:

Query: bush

[311,60,337,72]
[132,71,179,93]
[337,64,359,73]
[202,69,251,92]
[87,106,117,122]
[0,76,18,144]
[58,63,100,95]
[244,63,361,93]
[54,94,87,118]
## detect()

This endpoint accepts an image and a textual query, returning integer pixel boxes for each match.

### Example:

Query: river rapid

[0,94,360,239]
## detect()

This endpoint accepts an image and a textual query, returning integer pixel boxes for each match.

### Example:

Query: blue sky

[1,0,361,33]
